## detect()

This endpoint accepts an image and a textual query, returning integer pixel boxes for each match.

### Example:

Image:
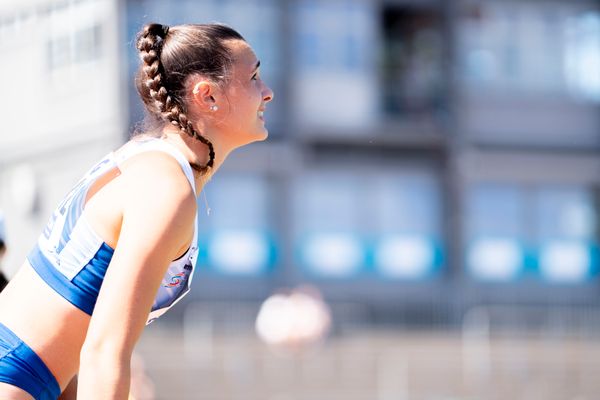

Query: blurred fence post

[183,301,215,366]
[462,306,491,394]
[376,350,409,400]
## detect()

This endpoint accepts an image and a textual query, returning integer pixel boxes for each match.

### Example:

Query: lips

[258,109,265,121]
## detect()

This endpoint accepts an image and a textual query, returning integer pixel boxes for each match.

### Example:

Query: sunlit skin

[0,38,273,399]
[162,39,274,187]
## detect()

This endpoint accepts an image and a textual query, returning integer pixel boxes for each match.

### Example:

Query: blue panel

[466,183,599,284]
[205,229,276,276]
[297,232,366,278]
[467,237,525,282]
[294,170,444,280]
[537,240,596,283]
[466,184,526,281]
[371,172,443,280]
[196,174,275,277]
[372,235,443,280]
[293,172,365,278]
[533,186,599,283]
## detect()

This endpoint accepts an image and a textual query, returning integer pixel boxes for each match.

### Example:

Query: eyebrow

[252,60,261,72]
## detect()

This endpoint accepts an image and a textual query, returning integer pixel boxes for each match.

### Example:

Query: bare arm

[77,153,196,399]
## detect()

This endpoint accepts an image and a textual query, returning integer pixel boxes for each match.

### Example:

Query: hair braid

[136,23,215,172]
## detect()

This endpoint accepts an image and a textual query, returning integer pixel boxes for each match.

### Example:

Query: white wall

[0,0,125,276]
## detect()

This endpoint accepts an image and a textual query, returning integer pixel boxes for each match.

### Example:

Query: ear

[191,80,218,111]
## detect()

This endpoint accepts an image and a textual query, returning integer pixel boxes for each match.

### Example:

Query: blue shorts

[0,322,61,400]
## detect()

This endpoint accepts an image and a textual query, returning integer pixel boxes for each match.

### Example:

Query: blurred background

[1,0,600,399]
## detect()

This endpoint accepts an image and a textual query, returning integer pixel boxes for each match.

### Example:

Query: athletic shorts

[0,322,61,400]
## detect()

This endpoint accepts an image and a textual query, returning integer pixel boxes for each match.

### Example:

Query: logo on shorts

[163,271,187,288]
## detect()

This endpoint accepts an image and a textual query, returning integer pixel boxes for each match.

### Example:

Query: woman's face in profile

[214,39,274,146]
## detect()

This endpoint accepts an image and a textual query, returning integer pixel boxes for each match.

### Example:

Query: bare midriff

[0,260,91,391]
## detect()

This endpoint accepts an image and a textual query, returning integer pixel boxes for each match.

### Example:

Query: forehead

[225,40,258,72]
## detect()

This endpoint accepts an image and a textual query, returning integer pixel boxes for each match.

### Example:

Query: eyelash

[251,73,258,81]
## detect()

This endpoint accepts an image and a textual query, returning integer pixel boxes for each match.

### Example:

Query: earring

[210,105,218,112]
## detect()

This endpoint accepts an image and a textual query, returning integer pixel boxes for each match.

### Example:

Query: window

[458,1,600,102]
[74,24,101,63]
[293,172,365,278]
[466,184,527,282]
[372,172,443,280]
[292,168,443,280]
[294,0,372,72]
[534,186,599,283]
[48,35,70,70]
[196,174,275,277]
[48,24,102,71]
[465,182,600,284]
[291,0,378,129]
[381,5,446,117]
[564,12,600,102]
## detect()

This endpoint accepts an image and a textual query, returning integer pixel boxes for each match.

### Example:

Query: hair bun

[144,23,169,39]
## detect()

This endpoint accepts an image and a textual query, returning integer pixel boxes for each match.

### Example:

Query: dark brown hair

[135,23,245,173]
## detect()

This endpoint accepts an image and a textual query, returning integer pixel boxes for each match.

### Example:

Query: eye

[251,73,258,81]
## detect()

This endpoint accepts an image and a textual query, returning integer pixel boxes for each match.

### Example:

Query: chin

[238,129,268,147]
[256,129,269,141]
[251,127,269,142]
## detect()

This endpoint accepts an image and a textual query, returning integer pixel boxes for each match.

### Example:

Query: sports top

[27,138,199,325]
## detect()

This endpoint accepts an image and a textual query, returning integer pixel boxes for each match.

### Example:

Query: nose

[262,83,274,103]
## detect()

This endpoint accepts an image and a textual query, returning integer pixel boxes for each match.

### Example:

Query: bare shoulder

[118,150,196,209]
[109,151,196,260]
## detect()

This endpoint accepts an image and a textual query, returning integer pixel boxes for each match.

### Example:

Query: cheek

[226,86,262,130]
[242,91,261,118]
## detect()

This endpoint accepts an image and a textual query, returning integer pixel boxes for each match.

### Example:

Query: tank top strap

[114,138,196,196]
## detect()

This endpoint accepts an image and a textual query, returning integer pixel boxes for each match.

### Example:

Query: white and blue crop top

[27,138,199,325]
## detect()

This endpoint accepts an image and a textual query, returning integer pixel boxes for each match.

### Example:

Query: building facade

[0,0,126,275]
[125,0,600,324]
[1,0,598,325]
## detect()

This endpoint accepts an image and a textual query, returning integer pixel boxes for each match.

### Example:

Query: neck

[160,125,234,195]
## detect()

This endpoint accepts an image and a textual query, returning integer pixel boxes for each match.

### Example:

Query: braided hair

[135,23,245,174]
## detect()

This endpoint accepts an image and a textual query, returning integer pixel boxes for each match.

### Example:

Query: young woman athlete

[0,22,273,399]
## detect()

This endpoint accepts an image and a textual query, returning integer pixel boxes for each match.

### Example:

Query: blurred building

[0,0,599,327]
[125,0,600,327]
[0,0,126,275]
